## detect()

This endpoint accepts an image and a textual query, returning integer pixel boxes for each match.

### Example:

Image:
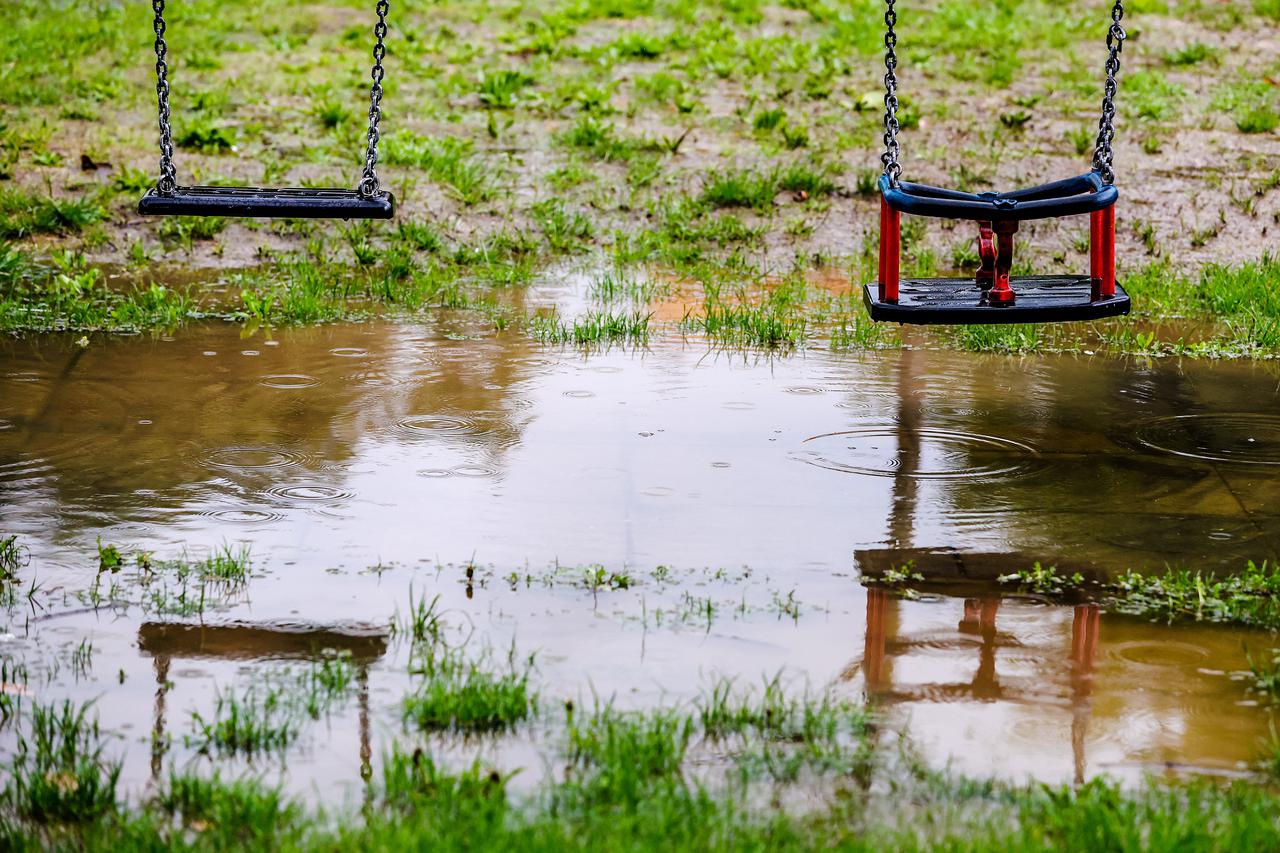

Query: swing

[864,0,1131,324]
[138,0,395,219]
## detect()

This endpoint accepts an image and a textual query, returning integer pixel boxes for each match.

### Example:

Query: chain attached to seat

[880,0,902,187]
[1091,0,1127,185]
[148,0,392,199]
[150,0,178,196]
[358,0,390,198]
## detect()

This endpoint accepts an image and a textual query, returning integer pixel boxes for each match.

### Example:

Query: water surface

[2,323,1279,801]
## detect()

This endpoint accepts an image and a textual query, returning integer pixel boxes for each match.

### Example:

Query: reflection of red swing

[860,590,1101,783]
[865,0,1132,324]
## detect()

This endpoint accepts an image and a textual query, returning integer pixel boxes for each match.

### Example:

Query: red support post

[1098,205,1116,298]
[976,220,995,288]
[879,197,901,303]
[987,220,1017,306]
[1089,210,1103,285]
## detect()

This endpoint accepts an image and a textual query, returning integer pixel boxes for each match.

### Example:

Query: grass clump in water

[398,594,536,734]
[527,310,651,346]
[1108,560,1280,628]
[6,701,121,825]
[0,534,27,582]
[189,686,298,757]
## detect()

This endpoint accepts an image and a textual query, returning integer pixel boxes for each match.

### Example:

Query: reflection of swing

[138,622,387,781]
[138,1,395,219]
[849,348,1101,781]
[865,0,1132,324]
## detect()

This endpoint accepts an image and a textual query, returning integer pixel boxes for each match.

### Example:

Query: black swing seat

[862,275,1130,324]
[866,170,1129,324]
[879,172,1117,222]
[139,185,395,219]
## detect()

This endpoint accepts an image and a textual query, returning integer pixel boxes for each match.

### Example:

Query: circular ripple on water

[259,374,321,390]
[392,414,482,438]
[452,464,497,478]
[200,507,285,524]
[0,419,12,432]
[330,347,369,358]
[200,446,313,472]
[794,427,1038,480]
[1135,414,1280,466]
[264,484,354,504]
[1108,640,1211,669]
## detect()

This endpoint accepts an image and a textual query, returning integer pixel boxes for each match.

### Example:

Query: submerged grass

[10,686,1280,850]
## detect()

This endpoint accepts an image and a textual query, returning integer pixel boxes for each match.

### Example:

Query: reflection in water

[855,590,1268,781]
[2,324,1280,796]
[138,622,388,783]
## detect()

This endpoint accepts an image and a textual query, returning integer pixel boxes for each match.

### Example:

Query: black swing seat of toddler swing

[865,172,1132,325]
[138,185,395,219]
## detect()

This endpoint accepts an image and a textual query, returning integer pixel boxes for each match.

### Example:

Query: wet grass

[1107,560,1280,629]
[399,594,536,733]
[9,681,1280,850]
[0,0,1274,357]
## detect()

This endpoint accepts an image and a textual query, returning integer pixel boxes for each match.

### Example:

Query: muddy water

[2,323,1280,802]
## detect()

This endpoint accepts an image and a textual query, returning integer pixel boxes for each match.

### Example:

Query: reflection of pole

[359,665,373,801]
[960,598,1001,700]
[1070,604,1100,785]
[889,349,921,549]
[151,654,170,784]
[862,588,899,692]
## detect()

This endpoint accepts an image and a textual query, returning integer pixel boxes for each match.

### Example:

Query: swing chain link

[151,0,178,195]
[880,0,902,186]
[359,0,390,198]
[1092,0,1126,185]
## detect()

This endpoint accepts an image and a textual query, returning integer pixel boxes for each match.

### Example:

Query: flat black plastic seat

[863,275,1130,325]
[880,173,1117,222]
[139,185,395,219]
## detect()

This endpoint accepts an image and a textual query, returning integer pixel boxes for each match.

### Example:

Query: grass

[1107,561,1280,628]
[0,0,1274,360]
[188,686,298,756]
[399,593,536,733]
[11,682,1280,849]
[0,534,25,582]
[7,701,121,824]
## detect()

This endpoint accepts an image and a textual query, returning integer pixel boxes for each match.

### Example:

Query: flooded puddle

[2,323,1280,802]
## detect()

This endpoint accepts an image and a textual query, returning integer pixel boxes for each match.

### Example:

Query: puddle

[2,324,1280,801]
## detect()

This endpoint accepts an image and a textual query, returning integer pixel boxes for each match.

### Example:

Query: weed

[95,538,122,573]
[998,563,1085,596]
[8,701,121,823]
[189,685,297,756]
[1108,561,1280,628]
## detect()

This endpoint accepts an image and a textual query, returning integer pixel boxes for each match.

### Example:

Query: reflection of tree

[0,322,540,534]
[137,621,387,785]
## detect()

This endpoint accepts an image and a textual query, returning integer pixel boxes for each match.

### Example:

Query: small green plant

[174,119,235,153]
[998,562,1085,596]
[881,561,924,586]
[583,565,632,591]
[0,533,26,581]
[478,70,534,109]
[96,537,122,573]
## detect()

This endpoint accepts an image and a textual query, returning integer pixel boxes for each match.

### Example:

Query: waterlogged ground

[3,319,1280,807]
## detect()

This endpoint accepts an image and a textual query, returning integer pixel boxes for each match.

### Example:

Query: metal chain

[881,0,902,186]
[1092,0,1127,184]
[359,0,390,198]
[151,0,178,195]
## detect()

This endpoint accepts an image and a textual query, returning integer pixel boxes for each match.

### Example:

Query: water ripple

[1135,414,1280,466]
[794,427,1038,480]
